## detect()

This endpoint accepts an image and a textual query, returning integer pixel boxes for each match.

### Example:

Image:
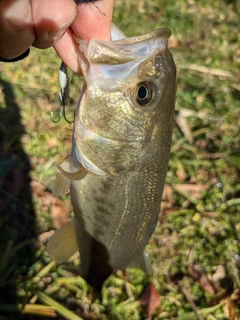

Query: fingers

[0,0,34,59]
[54,28,81,74]
[0,0,114,73]
[54,0,114,73]
[72,0,114,41]
[31,0,77,49]
[0,0,77,60]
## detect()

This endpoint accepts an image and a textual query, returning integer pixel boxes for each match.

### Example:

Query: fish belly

[70,160,167,289]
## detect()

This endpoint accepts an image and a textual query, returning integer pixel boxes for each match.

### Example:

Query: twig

[181,286,204,320]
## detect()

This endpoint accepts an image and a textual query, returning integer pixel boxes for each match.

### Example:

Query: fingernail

[48,19,73,43]
[4,0,31,28]
[51,31,66,44]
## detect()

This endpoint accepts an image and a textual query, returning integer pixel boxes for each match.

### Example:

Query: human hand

[0,0,113,73]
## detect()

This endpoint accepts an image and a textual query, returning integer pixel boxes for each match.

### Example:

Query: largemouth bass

[47,25,176,290]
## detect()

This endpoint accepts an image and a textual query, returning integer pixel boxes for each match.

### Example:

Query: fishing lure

[51,62,74,123]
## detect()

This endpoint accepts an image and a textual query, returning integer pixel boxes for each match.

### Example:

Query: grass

[0,0,240,319]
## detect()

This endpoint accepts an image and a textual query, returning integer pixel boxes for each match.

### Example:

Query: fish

[47,24,176,290]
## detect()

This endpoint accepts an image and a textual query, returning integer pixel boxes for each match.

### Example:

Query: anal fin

[46,220,78,264]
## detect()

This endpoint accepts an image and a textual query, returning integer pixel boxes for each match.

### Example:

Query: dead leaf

[210,265,234,298]
[46,137,59,148]
[175,108,194,143]
[187,264,215,295]
[203,212,220,218]
[211,265,226,283]
[173,184,208,200]
[31,180,69,228]
[38,230,55,245]
[169,36,179,48]
[50,197,69,229]
[181,286,204,320]
[162,184,173,202]
[160,184,177,215]
[231,289,240,305]
[139,283,160,320]
[224,298,236,320]
[176,169,187,181]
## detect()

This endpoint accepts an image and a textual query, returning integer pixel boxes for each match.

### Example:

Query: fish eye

[136,82,153,106]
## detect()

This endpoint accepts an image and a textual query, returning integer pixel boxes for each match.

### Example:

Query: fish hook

[51,103,63,123]
[51,62,74,123]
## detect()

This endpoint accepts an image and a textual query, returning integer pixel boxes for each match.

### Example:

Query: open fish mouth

[72,36,174,176]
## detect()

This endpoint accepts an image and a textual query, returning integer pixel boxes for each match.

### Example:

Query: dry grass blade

[36,290,83,320]
[33,261,56,279]
[113,299,140,312]
[170,302,225,320]
[22,304,57,317]
[172,186,199,205]
[181,286,204,320]
[0,304,56,317]
[180,64,234,78]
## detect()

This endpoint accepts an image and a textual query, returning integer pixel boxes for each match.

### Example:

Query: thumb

[54,0,113,74]
[31,0,77,49]
[71,1,113,41]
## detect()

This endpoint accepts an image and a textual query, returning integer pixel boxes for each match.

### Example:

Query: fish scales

[71,161,166,289]
[48,25,176,290]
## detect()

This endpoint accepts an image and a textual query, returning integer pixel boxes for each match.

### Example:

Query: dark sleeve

[74,0,99,3]
[0,48,30,62]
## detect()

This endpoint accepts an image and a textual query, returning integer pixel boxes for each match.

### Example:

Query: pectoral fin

[130,251,152,275]
[56,163,87,181]
[52,157,71,197]
[52,156,87,197]
[46,220,78,264]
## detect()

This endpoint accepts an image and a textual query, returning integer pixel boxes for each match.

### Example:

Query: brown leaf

[50,197,69,229]
[139,283,160,320]
[176,169,187,181]
[211,265,226,283]
[173,184,208,200]
[187,264,215,295]
[169,36,179,48]
[38,230,55,245]
[231,289,240,304]
[46,137,59,148]
[31,180,69,229]
[161,184,173,202]
[160,184,174,214]
[224,298,236,320]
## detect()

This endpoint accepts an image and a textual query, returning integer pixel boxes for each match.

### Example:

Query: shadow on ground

[0,77,38,319]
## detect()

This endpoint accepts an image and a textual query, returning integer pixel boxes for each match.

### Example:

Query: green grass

[0,0,240,319]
